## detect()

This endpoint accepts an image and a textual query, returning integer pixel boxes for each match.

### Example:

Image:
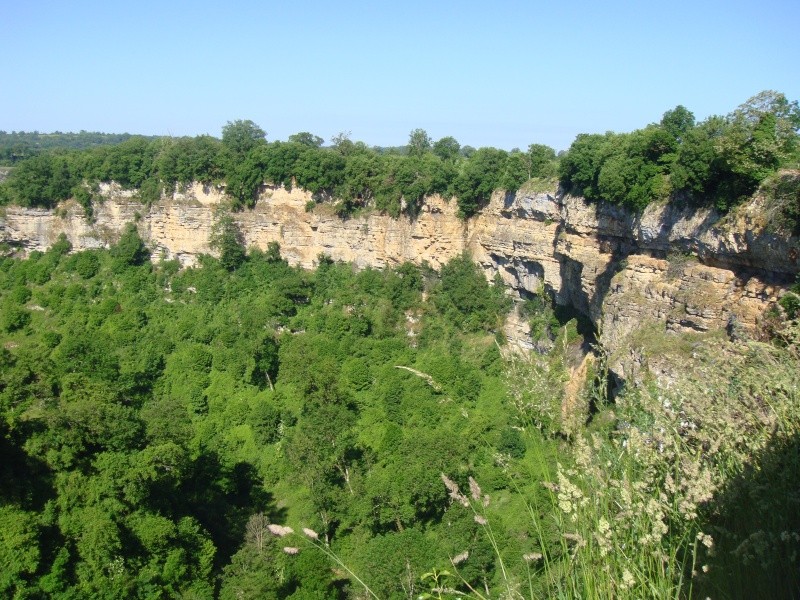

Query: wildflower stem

[306,539,381,600]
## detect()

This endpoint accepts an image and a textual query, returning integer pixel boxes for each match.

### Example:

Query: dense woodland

[1,226,799,599]
[1,91,800,599]
[1,91,798,228]
[0,230,539,598]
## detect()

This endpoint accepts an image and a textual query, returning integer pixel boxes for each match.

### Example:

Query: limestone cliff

[2,182,797,371]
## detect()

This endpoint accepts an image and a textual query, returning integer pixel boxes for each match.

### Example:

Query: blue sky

[2,0,798,151]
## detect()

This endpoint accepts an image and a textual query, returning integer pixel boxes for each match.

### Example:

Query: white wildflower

[523,552,543,562]
[468,476,482,501]
[620,569,635,590]
[441,474,469,508]
[267,524,294,537]
[697,532,714,549]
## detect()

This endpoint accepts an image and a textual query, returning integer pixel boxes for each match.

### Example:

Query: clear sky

[2,0,798,151]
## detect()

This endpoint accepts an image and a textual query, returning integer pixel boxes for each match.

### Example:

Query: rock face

[2,182,798,368]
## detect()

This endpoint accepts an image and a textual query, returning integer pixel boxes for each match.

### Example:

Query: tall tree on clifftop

[407,129,432,156]
[221,120,267,160]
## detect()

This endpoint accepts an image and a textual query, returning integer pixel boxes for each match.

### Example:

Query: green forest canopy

[1,91,797,224]
[1,225,799,598]
[0,131,155,164]
[0,232,526,598]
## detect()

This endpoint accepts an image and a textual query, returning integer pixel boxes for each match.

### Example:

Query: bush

[434,253,512,332]
[111,223,150,269]
[70,251,101,279]
[779,291,800,319]
[2,304,30,332]
[763,170,800,234]
[210,214,246,271]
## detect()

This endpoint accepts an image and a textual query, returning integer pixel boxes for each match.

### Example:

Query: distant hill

[0,130,160,164]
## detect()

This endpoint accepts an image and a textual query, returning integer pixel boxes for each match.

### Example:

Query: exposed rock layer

[2,183,797,365]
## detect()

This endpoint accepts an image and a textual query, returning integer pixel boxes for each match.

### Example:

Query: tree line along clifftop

[1,91,798,231]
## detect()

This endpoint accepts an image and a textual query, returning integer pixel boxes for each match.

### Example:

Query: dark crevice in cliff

[553,303,597,354]
[591,241,635,316]
[492,253,546,286]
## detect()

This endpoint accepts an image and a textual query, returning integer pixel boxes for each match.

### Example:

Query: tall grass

[441,320,800,599]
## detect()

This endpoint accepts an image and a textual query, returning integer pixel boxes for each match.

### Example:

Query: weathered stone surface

[2,183,797,364]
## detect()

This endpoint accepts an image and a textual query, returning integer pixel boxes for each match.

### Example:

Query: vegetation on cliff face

[1,91,797,228]
[1,222,798,598]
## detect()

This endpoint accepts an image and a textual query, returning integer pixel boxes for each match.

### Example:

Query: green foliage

[497,427,526,458]
[111,223,150,269]
[350,529,437,598]
[762,169,800,234]
[221,119,267,159]
[670,116,727,199]
[225,145,270,208]
[502,144,558,192]
[718,90,800,187]
[157,135,225,187]
[2,91,796,224]
[1,303,30,332]
[137,174,164,204]
[0,123,526,220]
[0,506,41,596]
[210,213,246,271]
[558,132,615,199]
[69,249,101,278]
[559,128,673,210]
[0,240,794,599]
[8,284,32,305]
[94,136,159,188]
[455,147,509,217]
[779,290,800,319]
[294,145,346,196]
[527,143,558,178]
[432,136,461,162]
[433,253,512,332]
[0,130,149,165]
[660,104,696,141]
[407,128,433,156]
[71,183,95,217]
[289,131,325,147]
[559,90,800,213]
[522,294,560,341]
[1,98,798,597]
[1,152,75,208]
[220,537,283,599]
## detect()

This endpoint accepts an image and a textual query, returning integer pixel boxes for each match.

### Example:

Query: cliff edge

[2,182,797,375]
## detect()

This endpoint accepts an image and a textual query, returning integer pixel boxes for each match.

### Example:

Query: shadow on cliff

[553,216,634,334]
[688,430,800,599]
